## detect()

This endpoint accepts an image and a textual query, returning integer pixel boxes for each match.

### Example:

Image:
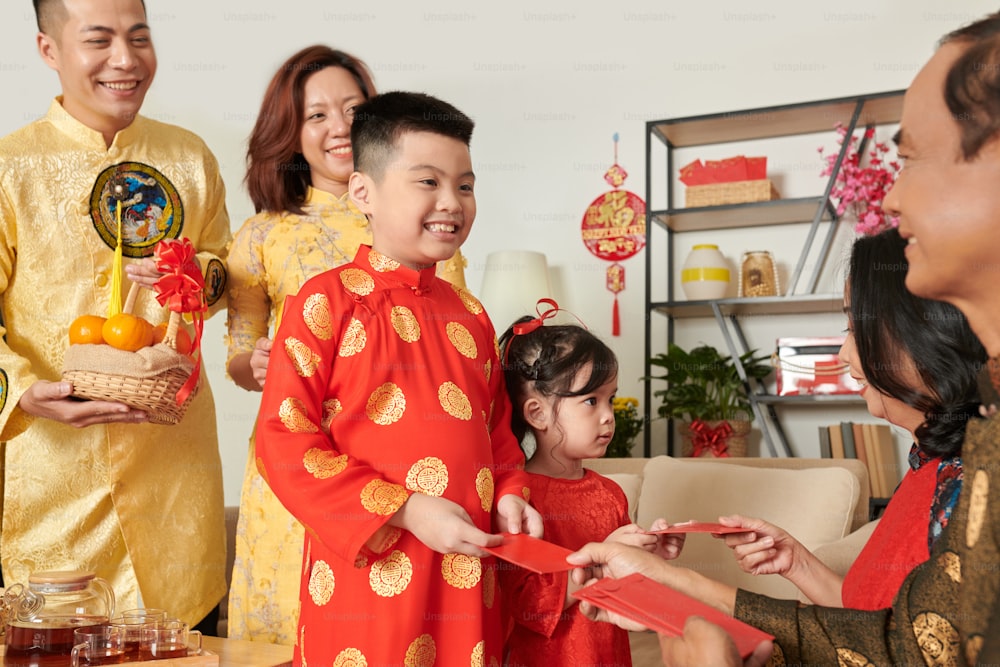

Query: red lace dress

[502,470,632,667]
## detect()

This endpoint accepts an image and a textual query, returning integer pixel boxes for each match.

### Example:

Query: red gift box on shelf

[772,336,864,396]
[680,155,778,207]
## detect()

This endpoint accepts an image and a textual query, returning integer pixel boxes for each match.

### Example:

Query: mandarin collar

[45,97,144,152]
[305,187,364,217]
[356,245,436,292]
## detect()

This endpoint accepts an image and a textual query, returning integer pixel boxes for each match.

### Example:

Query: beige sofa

[582,456,880,666]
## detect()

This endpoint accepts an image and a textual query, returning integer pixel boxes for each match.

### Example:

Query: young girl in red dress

[498,305,685,666]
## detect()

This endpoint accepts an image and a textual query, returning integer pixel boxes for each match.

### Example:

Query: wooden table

[202,637,292,667]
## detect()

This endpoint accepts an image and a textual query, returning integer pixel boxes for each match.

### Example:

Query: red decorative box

[773,337,863,396]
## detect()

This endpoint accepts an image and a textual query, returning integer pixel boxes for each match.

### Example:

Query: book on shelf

[818,426,832,459]
[840,421,856,459]
[828,423,845,459]
[818,421,900,499]
[852,422,868,468]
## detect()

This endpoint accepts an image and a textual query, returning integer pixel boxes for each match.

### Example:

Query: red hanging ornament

[580,133,646,336]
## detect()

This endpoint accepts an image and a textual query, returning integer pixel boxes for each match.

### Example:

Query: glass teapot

[3,571,115,665]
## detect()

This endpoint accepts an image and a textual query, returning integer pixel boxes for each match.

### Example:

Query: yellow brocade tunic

[0,100,230,626]
[225,188,467,644]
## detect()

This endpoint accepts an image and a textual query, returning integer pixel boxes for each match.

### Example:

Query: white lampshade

[479,250,553,333]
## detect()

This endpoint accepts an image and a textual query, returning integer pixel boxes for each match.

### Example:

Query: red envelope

[572,573,774,659]
[644,521,747,535]
[481,533,574,574]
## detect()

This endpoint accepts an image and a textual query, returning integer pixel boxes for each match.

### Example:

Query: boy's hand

[496,493,544,538]
[124,258,164,290]
[389,493,500,556]
[648,517,687,560]
[605,523,657,551]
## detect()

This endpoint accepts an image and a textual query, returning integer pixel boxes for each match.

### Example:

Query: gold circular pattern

[369,550,413,597]
[966,636,984,666]
[332,648,367,667]
[835,648,874,667]
[937,551,962,583]
[438,382,473,421]
[404,634,436,667]
[470,641,485,667]
[483,358,492,382]
[367,526,403,555]
[391,306,422,343]
[360,479,409,516]
[406,457,449,497]
[285,336,321,377]
[451,284,484,315]
[913,612,959,666]
[279,397,318,433]
[446,322,478,359]
[476,468,494,512]
[339,318,368,358]
[482,567,496,609]
[307,559,335,606]
[303,449,348,479]
[322,398,343,431]
[966,469,988,548]
[367,382,406,425]
[369,250,400,273]
[441,553,482,589]
[303,293,334,340]
[340,268,375,296]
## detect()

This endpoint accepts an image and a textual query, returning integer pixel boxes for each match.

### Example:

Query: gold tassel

[108,184,124,318]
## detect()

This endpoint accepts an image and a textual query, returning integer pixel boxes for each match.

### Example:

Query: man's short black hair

[33,0,148,34]
[351,91,474,181]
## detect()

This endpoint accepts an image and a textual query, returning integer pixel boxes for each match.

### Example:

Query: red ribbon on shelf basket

[153,238,206,406]
[689,419,733,458]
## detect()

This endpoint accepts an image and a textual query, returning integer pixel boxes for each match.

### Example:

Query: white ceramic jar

[681,244,730,300]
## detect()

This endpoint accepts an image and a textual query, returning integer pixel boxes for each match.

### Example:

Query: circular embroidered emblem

[367,526,402,555]
[966,469,988,548]
[303,293,334,340]
[482,567,496,609]
[391,306,421,343]
[360,479,409,516]
[404,634,436,667]
[307,560,335,606]
[470,641,485,667]
[90,162,183,257]
[322,398,343,431]
[303,449,348,479]
[285,336,321,377]
[367,382,406,425]
[202,258,226,308]
[446,322,477,359]
[835,648,874,667]
[912,612,959,666]
[0,369,8,415]
[937,551,962,583]
[438,381,472,421]
[441,553,481,589]
[369,550,412,597]
[339,318,367,358]
[332,647,367,667]
[340,268,375,296]
[406,457,449,497]
[279,397,317,433]
[451,284,484,315]
[369,250,400,273]
[476,468,494,512]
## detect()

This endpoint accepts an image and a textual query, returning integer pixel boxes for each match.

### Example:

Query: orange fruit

[151,322,193,356]
[102,313,155,352]
[68,314,107,345]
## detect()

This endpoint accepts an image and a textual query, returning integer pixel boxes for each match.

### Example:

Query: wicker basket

[685,179,779,208]
[678,419,751,458]
[62,283,198,425]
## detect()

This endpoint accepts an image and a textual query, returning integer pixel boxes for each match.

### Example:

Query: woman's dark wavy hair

[849,228,985,457]
[499,319,617,456]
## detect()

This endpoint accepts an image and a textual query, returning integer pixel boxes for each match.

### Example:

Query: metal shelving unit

[643,90,904,458]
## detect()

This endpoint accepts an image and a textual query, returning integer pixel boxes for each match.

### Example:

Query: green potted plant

[648,343,772,457]
[605,397,644,458]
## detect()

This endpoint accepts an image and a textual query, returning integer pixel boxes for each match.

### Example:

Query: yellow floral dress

[225,187,466,643]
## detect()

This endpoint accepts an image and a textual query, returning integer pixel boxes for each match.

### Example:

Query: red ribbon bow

[153,238,206,407]
[512,298,562,335]
[689,419,733,458]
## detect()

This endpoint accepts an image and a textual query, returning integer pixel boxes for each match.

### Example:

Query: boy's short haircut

[351,91,474,181]
[33,0,148,34]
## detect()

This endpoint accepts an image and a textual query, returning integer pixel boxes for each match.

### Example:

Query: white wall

[1,1,994,504]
